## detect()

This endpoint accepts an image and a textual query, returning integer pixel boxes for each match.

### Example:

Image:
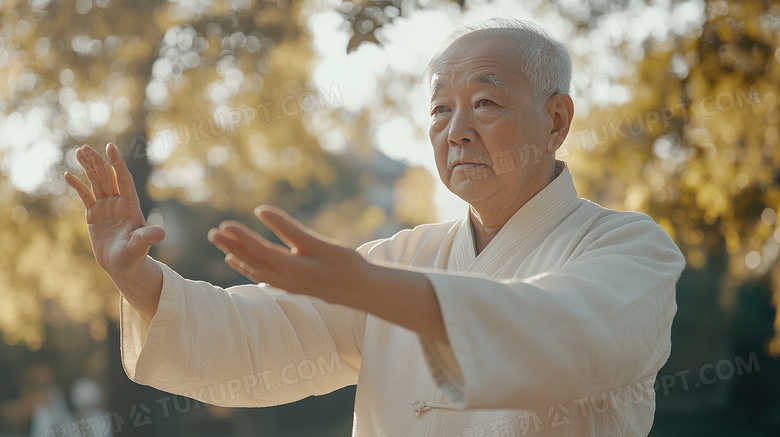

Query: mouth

[451,160,486,170]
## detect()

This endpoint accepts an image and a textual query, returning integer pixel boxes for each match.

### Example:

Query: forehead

[429,35,523,93]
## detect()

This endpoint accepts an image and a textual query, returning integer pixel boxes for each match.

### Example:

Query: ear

[544,93,574,154]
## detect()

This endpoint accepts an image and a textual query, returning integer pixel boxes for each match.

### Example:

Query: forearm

[120,262,363,407]
[207,207,448,343]
[349,263,448,344]
[108,256,162,323]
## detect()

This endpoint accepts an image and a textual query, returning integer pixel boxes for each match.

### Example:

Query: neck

[469,207,508,255]
[468,159,560,254]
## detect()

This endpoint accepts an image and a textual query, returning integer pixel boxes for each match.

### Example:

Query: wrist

[109,256,163,323]
[108,255,154,285]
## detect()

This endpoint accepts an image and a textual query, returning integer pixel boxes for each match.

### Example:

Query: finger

[255,206,328,256]
[126,225,166,260]
[208,228,249,257]
[77,146,106,200]
[88,144,119,196]
[208,224,284,272]
[64,171,96,209]
[219,220,290,254]
[209,225,289,279]
[225,253,267,284]
[107,143,139,201]
[217,241,277,285]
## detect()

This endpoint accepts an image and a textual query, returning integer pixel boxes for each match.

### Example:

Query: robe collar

[448,160,579,274]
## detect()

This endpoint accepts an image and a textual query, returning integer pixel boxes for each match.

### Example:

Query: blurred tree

[566,0,779,354]
[0,0,452,434]
[560,0,780,430]
[0,0,448,351]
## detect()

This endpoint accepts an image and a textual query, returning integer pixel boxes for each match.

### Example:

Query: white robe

[121,162,685,436]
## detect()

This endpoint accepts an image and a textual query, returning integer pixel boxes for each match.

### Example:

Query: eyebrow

[430,73,504,96]
[431,77,445,95]
[477,74,503,87]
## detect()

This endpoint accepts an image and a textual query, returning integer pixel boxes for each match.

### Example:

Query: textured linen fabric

[120,161,685,436]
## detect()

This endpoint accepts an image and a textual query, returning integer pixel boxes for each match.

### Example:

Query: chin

[448,183,493,205]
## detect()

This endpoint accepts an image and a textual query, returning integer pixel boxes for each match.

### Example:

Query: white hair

[424,18,572,113]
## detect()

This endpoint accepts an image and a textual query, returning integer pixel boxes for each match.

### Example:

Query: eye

[431,105,450,115]
[475,99,493,108]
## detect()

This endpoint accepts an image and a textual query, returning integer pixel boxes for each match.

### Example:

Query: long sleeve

[418,212,685,411]
[120,260,365,408]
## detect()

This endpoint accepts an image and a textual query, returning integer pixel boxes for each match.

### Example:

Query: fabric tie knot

[411,400,457,418]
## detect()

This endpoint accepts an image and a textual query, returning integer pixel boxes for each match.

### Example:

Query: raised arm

[207,208,448,343]
[68,144,365,407]
[65,143,165,322]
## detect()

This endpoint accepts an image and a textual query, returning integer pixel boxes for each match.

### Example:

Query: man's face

[428,35,551,210]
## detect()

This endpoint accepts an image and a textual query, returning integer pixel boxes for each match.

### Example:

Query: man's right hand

[65,143,165,322]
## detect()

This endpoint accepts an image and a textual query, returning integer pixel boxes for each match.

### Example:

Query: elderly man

[65,18,684,436]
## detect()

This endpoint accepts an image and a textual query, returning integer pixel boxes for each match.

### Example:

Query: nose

[447,108,476,146]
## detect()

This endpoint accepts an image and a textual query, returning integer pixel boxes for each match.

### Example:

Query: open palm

[65,143,165,278]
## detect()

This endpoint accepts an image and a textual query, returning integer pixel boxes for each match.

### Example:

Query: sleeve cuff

[120,259,185,386]
[417,271,480,409]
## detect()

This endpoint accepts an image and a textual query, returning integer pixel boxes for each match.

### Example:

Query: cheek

[429,124,448,154]
[431,139,448,169]
[429,131,450,178]
[429,116,448,135]
[489,121,531,149]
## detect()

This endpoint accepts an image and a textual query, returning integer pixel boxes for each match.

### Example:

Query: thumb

[127,225,166,259]
[255,206,328,256]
